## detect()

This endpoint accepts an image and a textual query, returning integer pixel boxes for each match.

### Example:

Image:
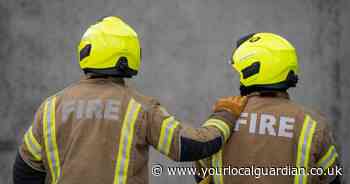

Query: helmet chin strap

[83,57,138,78]
[239,71,298,96]
[240,85,289,96]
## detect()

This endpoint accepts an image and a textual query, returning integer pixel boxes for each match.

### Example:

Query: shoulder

[126,87,160,111]
[39,80,80,109]
[288,101,330,130]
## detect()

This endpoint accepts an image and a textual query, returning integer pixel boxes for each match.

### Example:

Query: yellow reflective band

[294,115,317,184]
[43,97,61,183]
[324,152,338,171]
[157,117,173,151]
[305,120,316,169]
[203,119,230,142]
[114,98,141,184]
[198,159,207,168]
[296,116,309,168]
[316,145,338,170]
[24,126,42,161]
[211,150,223,184]
[157,116,180,155]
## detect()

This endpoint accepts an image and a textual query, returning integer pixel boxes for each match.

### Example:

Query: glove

[213,96,248,117]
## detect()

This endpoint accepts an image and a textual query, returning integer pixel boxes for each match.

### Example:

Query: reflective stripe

[294,115,317,184]
[43,97,61,183]
[157,116,180,155]
[203,119,230,142]
[211,150,223,184]
[316,145,338,170]
[24,126,42,161]
[114,98,142,184]
[198,159,207,168]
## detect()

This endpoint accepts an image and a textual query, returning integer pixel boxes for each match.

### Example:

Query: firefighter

[195,33,342,184]
[12,16,248,184]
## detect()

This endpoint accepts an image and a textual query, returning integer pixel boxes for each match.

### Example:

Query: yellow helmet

[78,16,141,77]
[231,32,299,95]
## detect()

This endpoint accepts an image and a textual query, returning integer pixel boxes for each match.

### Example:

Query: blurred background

[0,0,349,183]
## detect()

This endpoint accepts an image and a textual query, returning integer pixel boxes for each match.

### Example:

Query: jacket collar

[80,75,126,86]
[247,91,290,99]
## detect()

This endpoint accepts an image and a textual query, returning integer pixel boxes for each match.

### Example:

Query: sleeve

[13,150,46,184]
[18,102,46,172]
[144,100,237,162]
[313,118,342,184]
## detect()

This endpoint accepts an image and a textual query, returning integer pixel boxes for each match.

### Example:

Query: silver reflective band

[157,117,179,155]
[295,115,317,184]
[43,97,62,183]
[316,145,338,170]
[24,126,42,161]
[114,98,142,184]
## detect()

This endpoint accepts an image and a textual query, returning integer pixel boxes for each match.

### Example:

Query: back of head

[231,33,299,95]
[78,16,141,78]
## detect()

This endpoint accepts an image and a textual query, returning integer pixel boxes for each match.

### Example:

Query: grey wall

[0,0,349,183]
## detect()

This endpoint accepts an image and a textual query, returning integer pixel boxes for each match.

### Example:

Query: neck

[247,91,290,99]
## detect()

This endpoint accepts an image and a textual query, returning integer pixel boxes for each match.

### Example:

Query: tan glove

[213,96,248,117]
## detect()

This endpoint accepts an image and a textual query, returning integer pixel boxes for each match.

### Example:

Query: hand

[212,96,248,117]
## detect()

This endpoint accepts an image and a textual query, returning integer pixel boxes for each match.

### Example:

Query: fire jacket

[16,76,238,184]
[195,92,341,184]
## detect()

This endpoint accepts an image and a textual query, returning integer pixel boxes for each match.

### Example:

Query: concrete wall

[0,0,349,183]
